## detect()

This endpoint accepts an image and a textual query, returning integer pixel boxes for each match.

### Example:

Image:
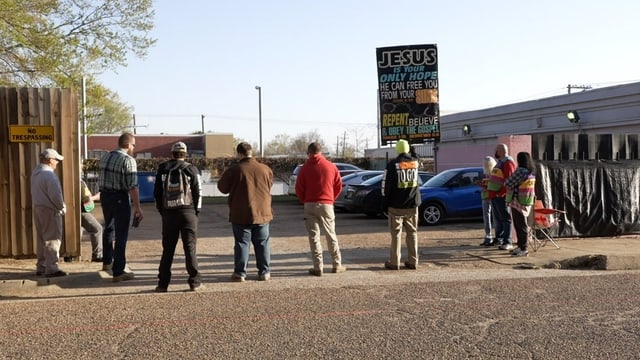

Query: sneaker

[258,273,271,281]
[499,243,515,251]
[384,261,399,270]
[480,239,494,246]
[45,270,68,278]
[308,268,323,277]
[332,265,347,273]
[112,271,135,283]
[36,270,45,276]
[511,248,529,257]
[91,256,103,263]
[155,286,168,293]
[189,284,205,291]
[404,261,417,270]
[231,273,246,282]
[102,263,113,271]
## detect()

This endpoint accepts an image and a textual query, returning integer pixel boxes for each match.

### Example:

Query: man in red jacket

[295,142,346,276]
[486,143,516,250]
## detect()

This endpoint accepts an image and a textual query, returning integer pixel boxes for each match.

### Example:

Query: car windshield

[423,169,459,187]
[361,174,383,186]
[342,173,359,181]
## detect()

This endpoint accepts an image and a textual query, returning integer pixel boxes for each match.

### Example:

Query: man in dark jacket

[153,142,203,292]
[381,139,422,270]
[217,142,274,282]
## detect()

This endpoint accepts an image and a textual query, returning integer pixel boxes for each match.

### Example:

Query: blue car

[343,171,434,217]
[419,167,484,225]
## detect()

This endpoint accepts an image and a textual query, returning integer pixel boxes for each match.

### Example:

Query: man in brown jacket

[217,142,274,281]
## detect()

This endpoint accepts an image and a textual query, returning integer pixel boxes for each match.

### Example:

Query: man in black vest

[153,142,203,292]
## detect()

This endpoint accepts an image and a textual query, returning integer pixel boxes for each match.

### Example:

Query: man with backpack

[153,142,203,292]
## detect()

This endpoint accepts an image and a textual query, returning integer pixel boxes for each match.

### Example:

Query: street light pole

[255,85,263,157]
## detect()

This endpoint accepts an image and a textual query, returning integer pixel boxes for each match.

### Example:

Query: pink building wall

[437,135,531,171]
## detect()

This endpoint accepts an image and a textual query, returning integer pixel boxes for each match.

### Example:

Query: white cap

[171,142,187,153]
[40,148,64,160]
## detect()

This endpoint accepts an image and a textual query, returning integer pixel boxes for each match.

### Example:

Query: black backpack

[163,162,193,209]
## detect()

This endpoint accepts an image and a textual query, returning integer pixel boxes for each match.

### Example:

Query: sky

[99,0,640,153]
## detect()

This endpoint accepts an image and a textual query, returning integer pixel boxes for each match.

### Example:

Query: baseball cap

[41,148,64,161]
[171,142,187,153]
[395,139,410,154]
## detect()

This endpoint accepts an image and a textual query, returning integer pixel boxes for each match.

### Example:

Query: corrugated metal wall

[0,87,80,258]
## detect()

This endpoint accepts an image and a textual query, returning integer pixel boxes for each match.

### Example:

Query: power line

[133,113,377,127]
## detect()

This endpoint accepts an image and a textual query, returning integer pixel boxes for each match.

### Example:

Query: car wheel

[420,203,443,225]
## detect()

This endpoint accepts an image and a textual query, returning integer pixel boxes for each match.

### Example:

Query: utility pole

[342,131,347,157]
[255,86,263,157]
[336,136,339,155]
[201,114,205,134]
[132,114,137,134]
[81,76,87,160]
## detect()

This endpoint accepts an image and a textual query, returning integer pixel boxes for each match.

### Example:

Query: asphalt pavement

[2,201,640,297]
[2,201,640,359]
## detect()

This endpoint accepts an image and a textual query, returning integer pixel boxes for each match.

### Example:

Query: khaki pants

[387,207,419,266]
[303,202,342,271]
[34,206,63,274]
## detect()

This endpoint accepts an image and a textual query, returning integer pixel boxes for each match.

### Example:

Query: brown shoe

[332,265,347,273]
[404,261,417,270]
[384,261,399,270]
[231,273,246,282]
[45,270,68,278]
[308,268,322,277]
[112,271,134,283]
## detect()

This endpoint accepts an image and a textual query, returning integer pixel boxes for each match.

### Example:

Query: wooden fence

[0,87,81,258]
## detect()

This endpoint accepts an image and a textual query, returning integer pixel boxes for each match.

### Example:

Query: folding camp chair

[529,200,566,251]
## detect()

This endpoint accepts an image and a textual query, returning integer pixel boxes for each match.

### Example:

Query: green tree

[0,0,155,134]
[0,0,155,87]
[264,134,292,156]
[85,82,133,134]
[290,130,325,156]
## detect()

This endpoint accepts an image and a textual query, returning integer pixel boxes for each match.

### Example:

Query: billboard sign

[376,44,440,145]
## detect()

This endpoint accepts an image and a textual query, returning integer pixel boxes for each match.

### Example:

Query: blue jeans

[491,196,512,245]
[101,191,131,276]
[231,223,271,277]
[482,199,496,240]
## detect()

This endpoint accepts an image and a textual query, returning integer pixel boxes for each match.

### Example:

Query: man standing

[487,143,516,250]
[80,176,103,262]
[381,139,422,270]
[98,132,142,282]
[218,142,273,282]
[153,142,203,292]
[31,148,67,277]
[295,142,346,276]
